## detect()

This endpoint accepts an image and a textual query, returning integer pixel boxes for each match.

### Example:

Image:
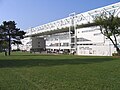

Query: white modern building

[21,2,120,56]
[12,37,32,51]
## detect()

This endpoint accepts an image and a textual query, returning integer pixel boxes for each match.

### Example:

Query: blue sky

[0,0,119,30]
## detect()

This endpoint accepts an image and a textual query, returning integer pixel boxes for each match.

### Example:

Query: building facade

[21,2,120,56]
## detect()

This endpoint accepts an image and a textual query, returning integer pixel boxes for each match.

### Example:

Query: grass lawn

[0,52,120,90]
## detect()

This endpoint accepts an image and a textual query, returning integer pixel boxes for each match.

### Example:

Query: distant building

[12,37,32,51]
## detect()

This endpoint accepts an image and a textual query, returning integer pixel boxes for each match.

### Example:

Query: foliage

[0,52,120,90]
[112,53,120,56]
[0,21,26,55]
[94,12,120,55]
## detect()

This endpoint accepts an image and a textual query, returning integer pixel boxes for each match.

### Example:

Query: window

[78,44,93,45]
[94,33,102,36]
[82,29,95,33]
[77,38,91,42]
[62,43,69,46]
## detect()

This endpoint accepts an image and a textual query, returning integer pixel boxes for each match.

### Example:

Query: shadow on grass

[0,57,115,68]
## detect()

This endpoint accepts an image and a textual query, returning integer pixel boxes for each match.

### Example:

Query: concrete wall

[32,37,46,49]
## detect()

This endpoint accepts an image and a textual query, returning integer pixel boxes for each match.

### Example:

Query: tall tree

[0,21,26,55]
[94,12,120,55]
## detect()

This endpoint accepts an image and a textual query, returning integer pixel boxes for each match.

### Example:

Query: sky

[0,0,120,30]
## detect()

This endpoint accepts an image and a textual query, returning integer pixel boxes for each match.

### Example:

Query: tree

[0,25,8,54]
[94,12,120,55]
[0,21,26,55]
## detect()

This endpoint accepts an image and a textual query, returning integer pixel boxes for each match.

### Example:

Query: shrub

[112,53,120,56]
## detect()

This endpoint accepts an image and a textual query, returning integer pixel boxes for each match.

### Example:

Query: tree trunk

[108,37,120,56]
[116,47,120,55]
[4,50,7,56]
[8,34,11,56]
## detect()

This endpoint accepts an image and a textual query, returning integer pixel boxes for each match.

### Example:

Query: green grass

[0,52,120,90]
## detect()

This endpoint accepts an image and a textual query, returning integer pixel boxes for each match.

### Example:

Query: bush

[112,53,120,56]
